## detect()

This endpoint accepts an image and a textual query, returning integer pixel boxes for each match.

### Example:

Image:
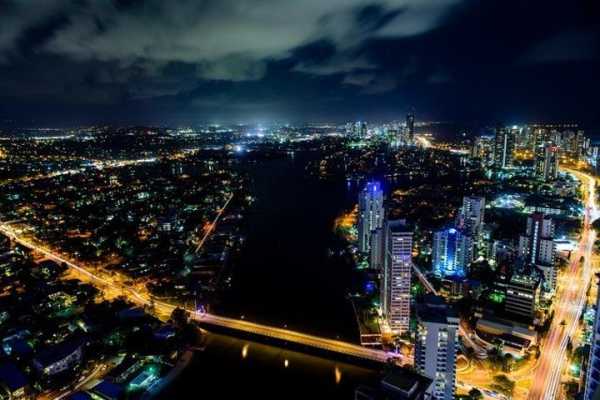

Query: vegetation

[491,374,515,398]
[468,388,484,400]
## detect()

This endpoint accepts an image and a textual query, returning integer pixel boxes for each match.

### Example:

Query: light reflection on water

[162,331,380,399]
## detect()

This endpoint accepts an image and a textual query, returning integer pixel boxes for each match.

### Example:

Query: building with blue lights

[432,227,473,278]
[357,181,384,253]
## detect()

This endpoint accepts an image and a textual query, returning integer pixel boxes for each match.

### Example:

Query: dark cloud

[0,0,599,125]
[520,30,598,64]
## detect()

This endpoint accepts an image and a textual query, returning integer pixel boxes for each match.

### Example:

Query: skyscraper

[357,181,384,253]
[353,121,367,138]
[494,127,515,169]
[406,113,415,143]
[519,213,555,266]
[535,144,559,182]
[457,196,485,236]
[519,213,556,291]
[381,219,412,334]
[415,295,459,400]
[432,228,472,278]
[370,227,385,270]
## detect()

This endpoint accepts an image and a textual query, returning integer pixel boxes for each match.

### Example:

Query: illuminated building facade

[432,228,472,278]
[494,127,515,169]
[519,213,555,266]
[357,181,384,253]
[406,113,415,143]
[415,296,459,400]
[457,196,485,236]
[505,274,540,319]
[381,219,412,334]
[535,144,559,181]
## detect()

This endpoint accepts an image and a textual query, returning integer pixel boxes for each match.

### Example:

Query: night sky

[1,0,599,126]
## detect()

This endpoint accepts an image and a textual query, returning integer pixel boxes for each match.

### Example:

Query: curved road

[528,167,599,400]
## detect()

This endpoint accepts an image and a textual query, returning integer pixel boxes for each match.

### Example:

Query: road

[194,193,234,253]
[528,167,599,400]
[412,263,487,356]
[0,157,158,186]
[0,222,399,366]
[195,312,401,364]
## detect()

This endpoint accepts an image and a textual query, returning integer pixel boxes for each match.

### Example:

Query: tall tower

[357,181,384,253]
[519,213,556,291]
[519,213,555,266]
[432,228,472,278]
[535,144,559,182]
[415,295,459,400]
[381,219,412,334]
[406,113,415,143]
[457,196,485,236]
[494,127,515,169]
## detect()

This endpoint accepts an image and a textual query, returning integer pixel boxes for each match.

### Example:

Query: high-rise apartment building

[381,219,413,334]
[519,213,555,266]
[358,181,384,253]
[519,213,556,291]
[415,295,459,400]
[494,127,515,169]
[406,113,415,142]
[535,144,559,181]
[432,228,472,278]
[457,196,485,236]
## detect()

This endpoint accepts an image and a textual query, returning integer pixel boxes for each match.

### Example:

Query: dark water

[219,151,360,341]
[161,332,380,399]
[161,151,378,398]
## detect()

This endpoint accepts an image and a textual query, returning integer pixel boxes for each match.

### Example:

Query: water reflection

[335,365,342,384]
[162,332,380,399]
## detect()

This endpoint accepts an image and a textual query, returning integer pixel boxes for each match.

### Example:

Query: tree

[468,388,484,400]
[170,307,190,328]
[563,382,579,400]
[503,353,515,372]
[491,374,515,398]
[486,348,504,372]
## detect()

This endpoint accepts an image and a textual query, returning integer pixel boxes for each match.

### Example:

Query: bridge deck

[194,313,395,364]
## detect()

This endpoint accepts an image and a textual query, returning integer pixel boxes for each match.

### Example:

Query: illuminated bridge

[193,313,398,364]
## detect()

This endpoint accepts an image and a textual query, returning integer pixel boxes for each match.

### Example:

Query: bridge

[193,313,397,363]
[0,222,399,365]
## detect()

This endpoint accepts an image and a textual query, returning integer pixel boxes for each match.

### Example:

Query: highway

[0,222,398,366]
[527,167,599,400]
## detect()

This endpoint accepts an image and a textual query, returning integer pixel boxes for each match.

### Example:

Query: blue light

[433,227,467,279]
[365,181,382,194]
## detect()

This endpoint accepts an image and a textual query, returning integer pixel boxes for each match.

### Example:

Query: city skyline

[2,2,600,400]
